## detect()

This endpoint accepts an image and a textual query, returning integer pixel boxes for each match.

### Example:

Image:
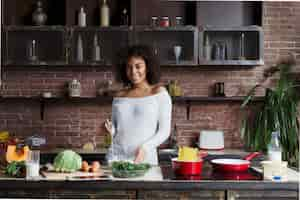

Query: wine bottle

[76,34,83,62]
[78,6,86,27]
[100,0,110,27]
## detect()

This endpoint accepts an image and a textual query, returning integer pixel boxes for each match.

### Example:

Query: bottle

[268,131,282,162]
[239,32,245,60]
[32,1,47,26]
[76,34,83,62]
[120,8,129,26]
[100,0,110,27]
[92,34,101,61]
[203,35,211,60]
[78,6,86,27]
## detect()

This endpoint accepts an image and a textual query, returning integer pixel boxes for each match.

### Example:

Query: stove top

[161,162,263,181]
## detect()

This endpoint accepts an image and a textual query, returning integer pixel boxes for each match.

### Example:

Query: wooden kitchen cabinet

[3,26,66,66]
[134,26,198,66]
[138,190,225,200]
[199,26,264,66]
[1,0,263,67]
[0,189,136,199]
[227,190,299,200]
[69,26,131,65]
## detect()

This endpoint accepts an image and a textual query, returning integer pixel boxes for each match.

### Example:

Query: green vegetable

[111,161,151,178]
[5,161,26,177]
[53,150,82,172]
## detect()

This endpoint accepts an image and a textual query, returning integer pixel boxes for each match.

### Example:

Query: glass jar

[151,16,158,27]
[68,79,81,97]
[160,16,169,27]
[175,16,183,26]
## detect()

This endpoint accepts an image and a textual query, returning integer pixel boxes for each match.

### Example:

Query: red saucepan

[210,152,260,172]
[172,158,203,175]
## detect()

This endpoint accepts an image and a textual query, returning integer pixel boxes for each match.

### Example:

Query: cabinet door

[138,190,225,200]
[228,190,298,200]
[50,189,136,199]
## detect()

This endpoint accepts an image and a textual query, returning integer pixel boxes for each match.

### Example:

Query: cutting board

[41,170,110,180]
[41,166,163,181]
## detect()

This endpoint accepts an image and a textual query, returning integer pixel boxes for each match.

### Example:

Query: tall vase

[32,1,47,26]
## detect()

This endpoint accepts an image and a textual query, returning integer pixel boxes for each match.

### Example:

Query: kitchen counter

[0,163,298,199]
[0,150,298,199]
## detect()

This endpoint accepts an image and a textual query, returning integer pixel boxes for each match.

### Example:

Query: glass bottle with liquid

[100,0,110,27]
[268,131,282,162]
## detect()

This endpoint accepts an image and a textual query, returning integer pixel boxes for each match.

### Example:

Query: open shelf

[198,60,264,66]
[199,26,263,66]
[2,1,264,68]
[135,26,198,65]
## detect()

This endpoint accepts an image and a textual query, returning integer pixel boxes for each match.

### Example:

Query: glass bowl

[112,168,149,178]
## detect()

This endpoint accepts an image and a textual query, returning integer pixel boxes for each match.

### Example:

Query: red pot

[210,152,260,172]
[172,158,202,175]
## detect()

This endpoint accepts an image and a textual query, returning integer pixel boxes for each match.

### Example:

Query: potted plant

[241,54,299,167]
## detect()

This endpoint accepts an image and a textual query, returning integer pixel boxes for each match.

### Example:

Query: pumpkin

[6,145,30,163]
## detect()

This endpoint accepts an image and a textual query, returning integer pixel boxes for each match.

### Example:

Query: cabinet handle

[212,191,225,200]
[228,191,239,200]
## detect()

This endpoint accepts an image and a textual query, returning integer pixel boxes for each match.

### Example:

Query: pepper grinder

[27,40,38,62]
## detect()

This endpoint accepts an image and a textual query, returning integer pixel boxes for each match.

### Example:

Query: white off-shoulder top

[106,88,172,165]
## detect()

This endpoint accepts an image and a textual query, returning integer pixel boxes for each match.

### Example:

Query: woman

[105,45,172,165]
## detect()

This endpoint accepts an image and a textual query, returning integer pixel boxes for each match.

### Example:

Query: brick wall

[0,2,299,149]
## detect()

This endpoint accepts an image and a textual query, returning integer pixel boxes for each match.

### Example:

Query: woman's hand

[104,119,113,135]
[134,147,146,164]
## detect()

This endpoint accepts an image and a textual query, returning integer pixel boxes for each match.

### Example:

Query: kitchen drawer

[228,190,298,200]
[138,190,225,200]
[0,189,136,199]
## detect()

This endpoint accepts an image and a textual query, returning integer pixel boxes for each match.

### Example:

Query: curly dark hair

[114,45,160,86]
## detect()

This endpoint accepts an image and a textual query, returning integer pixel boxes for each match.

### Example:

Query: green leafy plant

[241,55,299,167]
[5,161,26,177]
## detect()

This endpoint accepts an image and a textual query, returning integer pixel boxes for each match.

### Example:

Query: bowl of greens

[111,161,151,178]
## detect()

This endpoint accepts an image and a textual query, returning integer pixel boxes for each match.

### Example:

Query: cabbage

[53,150,82,172]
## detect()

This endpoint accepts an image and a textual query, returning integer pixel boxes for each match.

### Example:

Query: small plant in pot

[241,54,300,168]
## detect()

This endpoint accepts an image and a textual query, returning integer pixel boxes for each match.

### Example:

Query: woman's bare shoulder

[151,84,167,95]
[113,88,129,97]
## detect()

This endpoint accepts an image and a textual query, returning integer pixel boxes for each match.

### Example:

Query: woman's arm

[142,89,172,152]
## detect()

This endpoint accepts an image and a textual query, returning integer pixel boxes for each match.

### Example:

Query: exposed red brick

[0,2,299,149]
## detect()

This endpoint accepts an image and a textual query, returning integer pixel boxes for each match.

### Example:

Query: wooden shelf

[172,96,264,103]
[70,26,133,31]
[200,25,262,32]
[3,60,113,67]
[3,25,66,31]
[0,95,264,103]
[135,25,197,31]
[4,61,68,66]
[198,60,264,66]
[0,95,264,121]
